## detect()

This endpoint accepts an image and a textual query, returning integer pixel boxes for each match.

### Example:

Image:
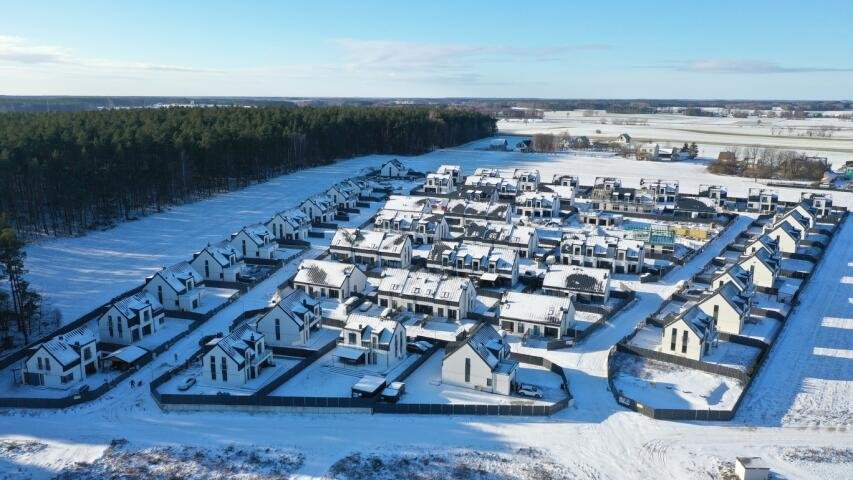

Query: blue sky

[1,0,851,99]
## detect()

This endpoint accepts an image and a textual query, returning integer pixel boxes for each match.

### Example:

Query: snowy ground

[2,141,850,478]
[612,352,743,410]
[157,355,303,396]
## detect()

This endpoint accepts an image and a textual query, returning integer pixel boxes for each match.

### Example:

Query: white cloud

[677,58,853,74]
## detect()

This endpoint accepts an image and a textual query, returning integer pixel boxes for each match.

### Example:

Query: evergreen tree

[689,142,699,158]
[0,215,40,344]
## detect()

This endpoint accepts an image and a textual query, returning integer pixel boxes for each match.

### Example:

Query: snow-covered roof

[151,262,202,294]
[210,324,264,368]
[378,268,473,304]
[437,165,462,175]
[104,345,149,364]
[34,326,97,367]
[430,241,517,273]
[445,323,515,373]
[517,191,558,207]
[446,199,510,220]
[293,259,362,288]
[374,209,445,233]
[665,304,714,340]
[463,221,535,247]
[263,289,320,328]
[330,228,409,255]
[712,263,752,292]
[499,291,573,324]
[703,281,751,315]
[234,224,273,246]
[111,291,163,319]
[561,233,643,257]
[739,248,781,273]
[342,313,401,345]
[543,265,610,295]
[196,240,240,267]
[269,208,309,229]
[382,195,446,214]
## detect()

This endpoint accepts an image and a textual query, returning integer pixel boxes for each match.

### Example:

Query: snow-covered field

[2,136,851,479]
[499,110,853,166]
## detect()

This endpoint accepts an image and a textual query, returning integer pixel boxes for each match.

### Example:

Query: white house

[326,181,360,209]
[300,195,337,223]
[98,291,165,345]
[445,199,512,227]
[560,233,645,274]
[542,265,611,304]
[637,143,660,161]
[337,313,407,369]
[735,457,770,480]
[191,241,244,283]
[697,282,753,335]
[436,165,463,185]
[498,291,575,339]
[373,209,450,245]
[789,204,817,229]
[661,305,716,361]
[514,169,541,192]
[761,222,800,254]
[23,327,98,389]
[293,259,367,300]
[616,133,632,144]
[515,191,561,218]
[744,234,781,257]
[442,323,517,395]
[377,268,477,320]
[552,174,579,190]
[488,138,508,151]
[801,193,832,218]
[464,173,518,202]
[427,241,519,287]
[423,173,455,195]
[266,209,311,241]
[737,249,781,289]
[772,210,810,240]
[330,228,412,269]
[143,262,204,312]
[379,159,410,177]
[711,264,753,293]
[253,289,321,347]
[202,325,271,387]
[230,224,277,260]
[461,221,538,259]
[747,188,778,213]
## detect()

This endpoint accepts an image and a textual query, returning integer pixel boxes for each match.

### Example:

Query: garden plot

[157,355,303,396]
[398,353,563,407]
[781,257,814,274]
[702,341,763,373]
[270,350,421,397]
[399,313,476,343]
[189,286,238,315]
[612,352,744,410]
[753,292,792,317]
[740,315,783,344]
[132,316,193,351]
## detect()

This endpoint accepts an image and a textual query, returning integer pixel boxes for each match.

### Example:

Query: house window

[37,357,43,370]
[157,285,163,304]
[117,319,123,338]
[108,316,114,337]
[210,356,216,380]
[45,358,51,370]
[61,372,74,383]
[486,378,492,387]
[448,309,456,320]
[670,328,677,351]
[681,331,689,354]
[712,304,719,322]
[464,358,471,383]
[275,319,281,341]
[83,347,91,361]
[204,260,210,278]
[221,357,228,381]
[348,333,357,344]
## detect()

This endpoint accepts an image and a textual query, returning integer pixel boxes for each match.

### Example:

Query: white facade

[737,250,780,289]
[377,268,477,320]
[330,228,412,269]
[428,241,519,287]
[300,195,336,223]
[143,262,204,312]
[560,234,645,274]
[23,327,98,389]
[254,289,321,347]
[661,306,715,361]
[98,292,165,345]
[202,325,271,388]
[761,223,800,254]
[379,159,410,177]
[374,209,450,245]
[423,173,455,194]
[498,292,575,339]
[266,209,310,241]
[515,191,560,218]
[442,324,517,395]
[230,224,277,260]
[697,282,752,335]
[191,241,243,282]
[338,313,407,369]
[542,265,611,304]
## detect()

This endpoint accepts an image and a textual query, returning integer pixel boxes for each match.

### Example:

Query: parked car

[406,340,433,354]
[237,272,257,283]
[358,301,373,312]
[516,383,543,399]
[177,377,196,391]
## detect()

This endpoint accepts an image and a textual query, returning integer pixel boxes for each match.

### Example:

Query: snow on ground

[158,355,303,396]
[612,352,743,410]
[498,111,853,166]
[740,316,782,344]
[737,218,853,427]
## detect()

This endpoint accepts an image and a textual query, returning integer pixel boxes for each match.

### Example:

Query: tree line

[707,147,830,181]
[0,106,495,237]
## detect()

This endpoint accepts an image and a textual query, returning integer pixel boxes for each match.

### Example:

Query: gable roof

[234,224,273,246]
[739,248,780,273]
[499,291,573,324]
[664,304,714,340]
[330,228,410,255]
[342,313,402,345]
[33,327,96,368]
[444,323,515,373]
[195,240,240,267]
[111,291,164,319]
[150,262,202,294]
[463,221,535,247]
[543,265,610,295]
[377,268,473,304]
[210,324,264,368]
[293,259,362,289]
[702,281,751,316]
[269,208,309,229]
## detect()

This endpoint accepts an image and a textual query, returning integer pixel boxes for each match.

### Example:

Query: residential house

[711,264,753,293]
[552,174,579,189]
[293,259,367,299]
[442,323,517,395]
[456,183,499,203]
[423,172,455,195]
[661,305,716,361]
[98,291,165,345]
[697,281,753,335]
[462,221,538,258]
[337,313,407,369]
[377,268,477,320]
[300,195,337,223]
[330,228,412,268]
[379,159,410,177]
[266,208,311,242]
[616,133,632,144]
[202,325,271,387]
[381,194,446,215]
[23,327,98,388]
[698,184,729,211]
[773,208,812,239]
[589,177,678,214]
[463,174,518,201]
[488,138,508,151]
[326,181,360,209]
[737,249,781,289]
[515,191,560,218]
[445,199,512,227]
[744,234,781,257]
[373,209,450,245]
[559,233,645,274]
[253,289,321,347]
[515,169,540,192]
[761,222,801,254]
[747,188,778,213]
[498,292,575,339]
[143,262,204,312]
[191,240,243,283]
[800,193,832,218]
[427,241,519,287]
[230,224,277,260]
[436,165,463,186]
[542,265,611,304]
[637,143,660,161]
